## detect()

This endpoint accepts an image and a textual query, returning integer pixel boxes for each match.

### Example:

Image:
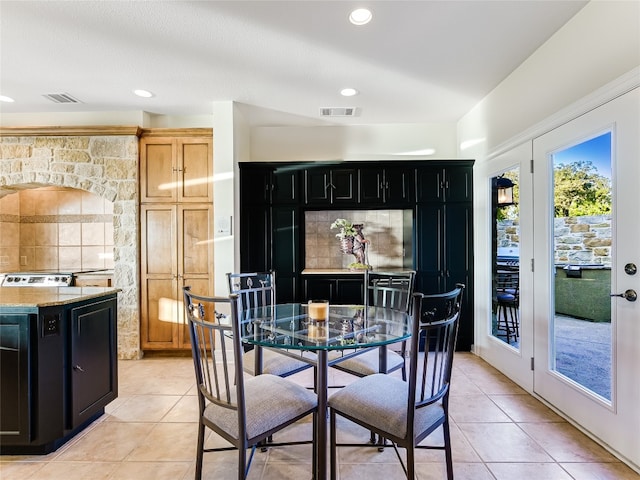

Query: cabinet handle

[73,365,85,373]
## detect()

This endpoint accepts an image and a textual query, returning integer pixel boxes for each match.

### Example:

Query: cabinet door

[359,168,385,204]
[415,204,445,294]
[272,206,299,302]
[304,277,334,301]
[336,278,364,304]
[140,137,177,203]
[178,137,212,202]
[444,166,473,203]
[69,297,117,427]
[305,169,331,203]
[385,167,415,205]
[141,205,179,349]
[331,168,357,204]
[241,166,272,205]
[272,168,298,204]
[178,205,214,348]
[0,314,31,443]
[240,206,271,273]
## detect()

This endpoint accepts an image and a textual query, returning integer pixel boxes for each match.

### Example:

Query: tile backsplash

[0,186,114,272]
[305,209,411,270]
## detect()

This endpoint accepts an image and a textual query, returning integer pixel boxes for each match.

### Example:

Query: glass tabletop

[239,303,412,351]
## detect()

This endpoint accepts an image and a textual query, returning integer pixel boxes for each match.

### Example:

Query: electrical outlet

[20,255,28,266]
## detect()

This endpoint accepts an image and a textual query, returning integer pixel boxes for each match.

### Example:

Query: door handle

[610,289,637,302]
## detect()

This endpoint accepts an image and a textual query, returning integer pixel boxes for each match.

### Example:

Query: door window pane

[551,132,612,400]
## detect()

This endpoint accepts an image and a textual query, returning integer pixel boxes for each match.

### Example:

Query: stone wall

[0,133,141,359]
[497,215,612,266]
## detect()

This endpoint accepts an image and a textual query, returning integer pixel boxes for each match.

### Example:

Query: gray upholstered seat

[331,271,415,380]
[329,285,465,480]
[183,287,317,480]
[243,347,312,377]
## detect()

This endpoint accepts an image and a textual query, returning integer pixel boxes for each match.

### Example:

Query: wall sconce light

[496,176,515,206]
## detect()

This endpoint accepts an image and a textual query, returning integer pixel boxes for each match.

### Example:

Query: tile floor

[1,353,638,480]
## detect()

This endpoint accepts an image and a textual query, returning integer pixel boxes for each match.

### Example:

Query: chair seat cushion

[332,348,405,376]
[244,347,314,377]
[204,374,317,441]
[328,373,444,439]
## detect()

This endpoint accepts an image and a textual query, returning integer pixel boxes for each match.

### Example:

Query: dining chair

[227,271,314,377]
[183,287,317,480]
[331,270,415,381]
[495,269,520,343]
[328,284,465,480]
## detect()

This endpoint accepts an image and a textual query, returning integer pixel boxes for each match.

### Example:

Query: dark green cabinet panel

[304,168,357,205]
[359,167,414,205]
[272,206,299,302]
[303,276,364,304]
[240,166,271,205]
[239,206,270,273]
[272,168,298,204]
[416,165,472,203]
[415,203,473,350]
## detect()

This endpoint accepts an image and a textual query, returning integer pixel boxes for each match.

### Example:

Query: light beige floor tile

[449,462,495,480]
[126,422,198,462]
[488,394,565,423]
[465,370,527,395]
[160,394,199,423]
[519,422,619,463]
[106,395,182,423]
[338,461,407,480]
[54,422,155,462]
[457,423,553,463]
[0,461,46,479]
[262,461,315,480]
[416,423,482,463]
[449,394,512,423]
[560,462,640,479]
[24,461,117,479]
[487,462,574,479]
[106,461,191,480]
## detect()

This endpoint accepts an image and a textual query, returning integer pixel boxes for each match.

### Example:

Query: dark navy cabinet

[239,160,474,350]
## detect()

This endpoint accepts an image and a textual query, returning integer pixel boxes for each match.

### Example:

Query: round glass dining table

[239,303,412,480]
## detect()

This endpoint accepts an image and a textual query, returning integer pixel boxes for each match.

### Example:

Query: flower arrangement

[330,218,357,238]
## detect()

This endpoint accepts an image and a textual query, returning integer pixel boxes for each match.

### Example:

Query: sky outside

[553,132,612,179]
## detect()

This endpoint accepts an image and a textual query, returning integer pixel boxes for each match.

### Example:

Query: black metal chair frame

[227,271,314,377]
[495,270,520,343]
[183,287,317,480]
[331,270,416,381]
[329,284,465,480]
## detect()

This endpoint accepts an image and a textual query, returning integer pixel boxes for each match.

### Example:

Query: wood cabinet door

[178,138,212,202]
[141,205,179,349]
[140,137,177,203]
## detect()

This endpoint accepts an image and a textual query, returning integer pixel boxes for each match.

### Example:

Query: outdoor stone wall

[0,134,141,359]
[497,215,612,266]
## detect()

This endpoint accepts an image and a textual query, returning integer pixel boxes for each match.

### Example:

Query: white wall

[459,0,639,360]
[250,123,457,161]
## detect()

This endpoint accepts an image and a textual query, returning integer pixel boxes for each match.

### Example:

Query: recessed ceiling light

[0,95,15,103]
[340,88,358,97]
[133,89,154,98]
[349,8,372,25]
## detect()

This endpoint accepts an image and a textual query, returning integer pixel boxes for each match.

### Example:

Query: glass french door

[532,88,640,468]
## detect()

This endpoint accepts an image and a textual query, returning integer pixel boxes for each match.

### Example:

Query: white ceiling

[0,1,588,127]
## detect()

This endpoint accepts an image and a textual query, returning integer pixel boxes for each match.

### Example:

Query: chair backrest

[183,287,249,438]
[364,270,416,313]
[496,270,520,296]
[227,272,276,314]
[407,284,465,435]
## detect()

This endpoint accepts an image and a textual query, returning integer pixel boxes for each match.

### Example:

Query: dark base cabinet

[0,293,118,455]
[303,275,364,305]
[239,160,474,351]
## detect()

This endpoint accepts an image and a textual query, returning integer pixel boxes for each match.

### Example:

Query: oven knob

[6,277,13,282]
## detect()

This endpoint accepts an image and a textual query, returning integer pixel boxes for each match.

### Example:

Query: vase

[339,236,354,254]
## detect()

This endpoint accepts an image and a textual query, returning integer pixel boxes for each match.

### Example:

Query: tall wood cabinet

[139,130,213,351]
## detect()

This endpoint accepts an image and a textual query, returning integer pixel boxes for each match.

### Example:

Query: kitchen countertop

[0,286,121,308]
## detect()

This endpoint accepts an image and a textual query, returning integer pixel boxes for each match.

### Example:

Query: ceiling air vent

[319,107,357,117]
[43,93,82,104]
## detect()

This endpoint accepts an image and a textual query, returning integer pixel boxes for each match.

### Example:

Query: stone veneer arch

[0,126,141,359]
